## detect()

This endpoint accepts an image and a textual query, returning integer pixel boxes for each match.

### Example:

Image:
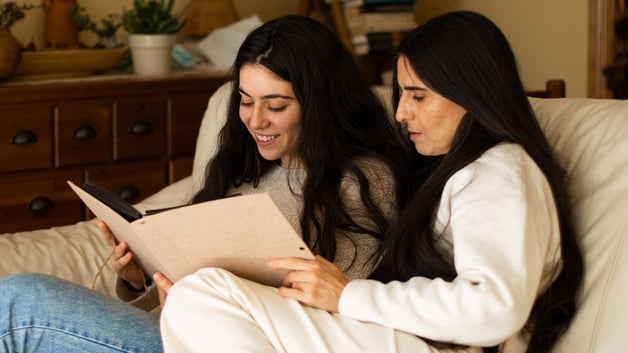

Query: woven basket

[179,0,239,36]
[0,30,23,80]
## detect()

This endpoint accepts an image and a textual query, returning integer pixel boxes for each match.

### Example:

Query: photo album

[68,181,314,286]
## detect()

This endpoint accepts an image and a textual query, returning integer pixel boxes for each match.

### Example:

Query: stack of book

[340,0,417,56]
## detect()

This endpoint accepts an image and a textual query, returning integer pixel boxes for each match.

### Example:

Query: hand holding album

[68,181,314,287]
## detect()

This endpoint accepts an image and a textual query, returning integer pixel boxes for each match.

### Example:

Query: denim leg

[0,273,162,353]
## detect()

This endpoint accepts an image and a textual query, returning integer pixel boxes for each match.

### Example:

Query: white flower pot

[128,34,176,75]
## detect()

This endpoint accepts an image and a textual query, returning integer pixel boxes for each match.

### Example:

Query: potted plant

[72,5,122,49]
[122,0,187,75]
[0,2,37,79]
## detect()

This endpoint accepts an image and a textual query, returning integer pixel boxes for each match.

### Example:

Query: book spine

[344,10,417,34]
[351,31,407,55]
[343,3,414,13]
[336,0,415,7]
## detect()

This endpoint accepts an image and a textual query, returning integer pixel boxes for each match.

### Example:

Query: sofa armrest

[134,176,194,212]
[0,219,118,297]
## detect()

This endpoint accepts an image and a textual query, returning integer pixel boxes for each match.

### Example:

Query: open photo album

[68,181,314,287]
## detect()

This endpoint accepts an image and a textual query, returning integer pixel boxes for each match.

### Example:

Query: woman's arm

[269,157,398,309]
[338,145,562,346]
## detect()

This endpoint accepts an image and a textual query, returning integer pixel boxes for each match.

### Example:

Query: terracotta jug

[0,30,23,79]
[42,0,78,48]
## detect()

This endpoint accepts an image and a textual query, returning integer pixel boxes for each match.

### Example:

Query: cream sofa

[1,83,627,353]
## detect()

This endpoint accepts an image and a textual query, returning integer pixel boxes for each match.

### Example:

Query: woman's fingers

[113,245,134,267]
[97,220,146,286]
[268,256,320,272]
[113,240,130,260]
[98,220,118,247]
[268,255,347,312]
[154,272,174,307]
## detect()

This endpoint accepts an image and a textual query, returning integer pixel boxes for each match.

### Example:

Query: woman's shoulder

[480,142,532,162]
[476,143,541,177]
[339,155,397,205]
[338,155,398,222]
[353,155,394,172]
[346,155,395,183]
[463,142,536,171]
[446,143,544,194]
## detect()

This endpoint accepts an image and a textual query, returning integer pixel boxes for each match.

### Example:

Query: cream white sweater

[339,144,562,352]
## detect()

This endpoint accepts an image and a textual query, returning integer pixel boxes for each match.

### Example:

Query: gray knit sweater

[116,157,397,314]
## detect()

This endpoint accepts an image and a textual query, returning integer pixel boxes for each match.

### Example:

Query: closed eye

[412,96,425,102]
[268,106,286,112]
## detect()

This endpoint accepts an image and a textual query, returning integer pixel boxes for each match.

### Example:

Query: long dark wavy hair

[369,11,583,353]
[192,15,409,263]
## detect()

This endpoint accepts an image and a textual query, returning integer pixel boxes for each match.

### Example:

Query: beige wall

[232,0,298,21]
[4,0,587,97]
[4,0,298,48]
[415,0,588,97]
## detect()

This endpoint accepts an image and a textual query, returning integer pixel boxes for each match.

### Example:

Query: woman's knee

[166,268,239,310]
[0,273,66,331]
[0,273,105,317]
[0,273,62,302]
[1,272,54,287]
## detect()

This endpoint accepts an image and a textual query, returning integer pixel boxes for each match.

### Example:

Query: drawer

[0,104,53,173]
[169,92,212,156]
[168,157,193,184]
[85,160,167,206]
[56,100,113,167]
[115,97,167,161]
[0,170,84,233]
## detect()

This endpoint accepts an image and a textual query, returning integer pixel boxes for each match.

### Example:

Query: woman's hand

[268,255,348,313]
[154,272,173,308]
[98,220,146,289]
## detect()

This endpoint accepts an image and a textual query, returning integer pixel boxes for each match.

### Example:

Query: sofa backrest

[191,82,232,194]
[529,97,628,353]
[191,83,628,352]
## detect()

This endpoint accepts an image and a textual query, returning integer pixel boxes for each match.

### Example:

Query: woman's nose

[249,105,267,129]
[395,100,411,123]
[395,109,406,123]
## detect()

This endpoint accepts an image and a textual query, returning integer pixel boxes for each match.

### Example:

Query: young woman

[159,11,584,353]
[0,15,407,353]
[107,13,407,313]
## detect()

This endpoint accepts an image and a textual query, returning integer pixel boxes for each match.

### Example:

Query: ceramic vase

[128,34,176,75]
[42,0,78,48]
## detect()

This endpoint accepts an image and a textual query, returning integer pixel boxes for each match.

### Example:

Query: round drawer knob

[118,186,140,201]
[11,130,38,145]
[129,120,152,135]
[72,125,97,140]
[27,196,54,212]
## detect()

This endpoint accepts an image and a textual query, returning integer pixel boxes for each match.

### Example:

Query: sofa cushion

[529,98,628,353]
[0,219,117,297]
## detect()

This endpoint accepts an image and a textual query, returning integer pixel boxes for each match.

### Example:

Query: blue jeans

[0,273,162,353]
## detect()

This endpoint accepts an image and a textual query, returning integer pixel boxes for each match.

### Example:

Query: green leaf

[121,0,184,34]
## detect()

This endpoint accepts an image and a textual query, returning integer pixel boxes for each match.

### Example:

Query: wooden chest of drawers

[0,71,229,233]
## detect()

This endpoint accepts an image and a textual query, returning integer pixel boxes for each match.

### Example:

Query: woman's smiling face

[239,64,303,168]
